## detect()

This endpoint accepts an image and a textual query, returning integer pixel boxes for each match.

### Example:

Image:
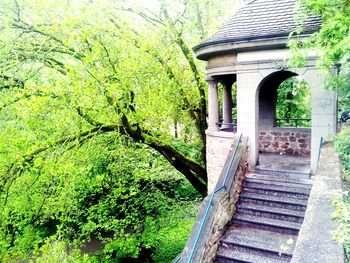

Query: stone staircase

[215,168,312,263]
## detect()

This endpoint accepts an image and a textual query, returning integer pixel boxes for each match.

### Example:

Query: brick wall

[259,128,311,155]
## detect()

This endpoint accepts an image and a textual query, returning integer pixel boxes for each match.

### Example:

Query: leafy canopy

[0,0,241,261]
[291,0,350,110]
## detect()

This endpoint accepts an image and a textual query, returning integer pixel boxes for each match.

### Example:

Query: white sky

[140,0,159,10]
[123,0,160,10]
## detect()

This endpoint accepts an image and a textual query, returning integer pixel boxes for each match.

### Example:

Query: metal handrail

[317,136,324,165]
[216,119,237,126]
[274,118,311,128]
[216,121,237,131]
[186,134,243,263]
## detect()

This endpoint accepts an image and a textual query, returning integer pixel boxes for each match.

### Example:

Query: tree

[290,1,350,260]
[291,0,350,109]
[0,0,239,198]
[0,1,245,260]
[276,77,311,127]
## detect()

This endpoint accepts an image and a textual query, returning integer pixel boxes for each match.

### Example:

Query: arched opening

[257,70,311,171]
[275,77,311,128]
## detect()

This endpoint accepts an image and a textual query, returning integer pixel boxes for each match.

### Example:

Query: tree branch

[2,125,121,205]
[104,93,207,196]
[0,91,60,112]
[11,21,84,60]
[161,5,208,162]
[115,7,166,27]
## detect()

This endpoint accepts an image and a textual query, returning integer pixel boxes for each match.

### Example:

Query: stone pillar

[303,68,338,172]
[206,76,219,131]
[205,131,235,194]
[236,72,262,170]
[222,80,233,129]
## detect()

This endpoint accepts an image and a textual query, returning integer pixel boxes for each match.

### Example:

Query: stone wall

[206,131,235,194]
[178,137,248,263]
[290,142,344,262]
[201,147,248,263]
[258,128,311,156]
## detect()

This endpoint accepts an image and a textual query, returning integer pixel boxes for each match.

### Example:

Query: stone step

[255,167,311,179]
[244,181,311,195]
[233,213,301,234]
[247,174,313,186]
[215,257,248,263]
[219,241,293,261]
[216,246,291,263]
[243,186,309,200]
[239,196,306,212]
[214,166,313,263]
[236,208,303,224]
[222,225,297,255]
[237,203,305,223]
[240,192,308,207]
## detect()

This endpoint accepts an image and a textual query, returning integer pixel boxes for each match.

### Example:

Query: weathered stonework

[179,137,248,263]
[201,149,248,263]
[206,130,235,194]
[258,128,311,156]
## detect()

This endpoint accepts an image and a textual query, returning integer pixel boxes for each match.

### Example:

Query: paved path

[258,153,310,175]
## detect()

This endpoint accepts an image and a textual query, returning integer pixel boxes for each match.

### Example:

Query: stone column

[236,72,262,170]
[206,76,219,131]
[222,80,233,129]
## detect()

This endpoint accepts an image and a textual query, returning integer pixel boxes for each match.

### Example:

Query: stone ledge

[291,142,345,263]
[268,127,312,133]
[205,130,236,138]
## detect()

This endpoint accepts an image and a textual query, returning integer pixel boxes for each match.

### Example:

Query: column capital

[205,75,218,84]
[220,79,235,88]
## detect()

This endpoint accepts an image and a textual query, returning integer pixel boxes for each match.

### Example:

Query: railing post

[317,137,323,165]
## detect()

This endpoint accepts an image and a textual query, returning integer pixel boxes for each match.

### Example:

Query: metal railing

[185,134,243,263]
[317,136,324,166]
[216,120,237,133]
[274,118,311,128]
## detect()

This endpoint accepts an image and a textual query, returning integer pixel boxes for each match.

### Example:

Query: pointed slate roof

[193,0,321,57]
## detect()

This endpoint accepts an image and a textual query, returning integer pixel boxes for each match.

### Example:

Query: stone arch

[257,70,298,130]
[256,70,312,159]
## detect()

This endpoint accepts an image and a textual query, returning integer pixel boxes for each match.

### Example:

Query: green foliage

[290,0,350,110]
[0,134,200,262]
[333,193,350,262]
[0,0,240,261]
[301,0,350,68]
[276,77,311,127]
[32,238,91,263]
[334,63,350,112]
[335,127,350,180]
[146,219,195,262]
[0,0,211,196]
[298,1,350,260]
[334,127,350,261]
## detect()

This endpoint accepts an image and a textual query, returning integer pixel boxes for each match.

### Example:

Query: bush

[335,127,350,179]
[334,127,350,261]
[0,136,200,262]
[32,238,91,263]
